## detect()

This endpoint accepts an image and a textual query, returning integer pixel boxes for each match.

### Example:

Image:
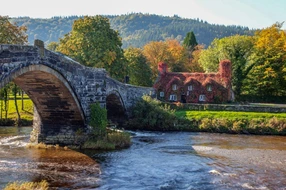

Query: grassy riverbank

[0,95,33,126]
[125,96,286,135]
[175,110,286,120]
[175,110,286,135]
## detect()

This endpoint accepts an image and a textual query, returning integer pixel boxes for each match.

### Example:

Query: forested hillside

[10,13,255,48]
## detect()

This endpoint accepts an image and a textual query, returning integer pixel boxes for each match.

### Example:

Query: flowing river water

[0,126,285,190]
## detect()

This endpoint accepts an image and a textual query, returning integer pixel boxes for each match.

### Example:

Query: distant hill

[10,13,255,49]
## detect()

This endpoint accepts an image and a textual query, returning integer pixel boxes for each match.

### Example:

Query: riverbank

[125,96,286,135]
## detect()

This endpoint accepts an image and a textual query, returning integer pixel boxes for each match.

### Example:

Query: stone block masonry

[0,40,155,145]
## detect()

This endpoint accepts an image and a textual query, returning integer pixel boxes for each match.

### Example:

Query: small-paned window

[207,85,212,91]
[169,94,177,101]
[199,95,206,101]
[172,84,177,91]
[188,85,193,91]
[160,91,164,97]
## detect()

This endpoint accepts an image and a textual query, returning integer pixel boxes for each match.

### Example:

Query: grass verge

[175,110,286,120]
[4,180,49,190]
[0,95,33,126]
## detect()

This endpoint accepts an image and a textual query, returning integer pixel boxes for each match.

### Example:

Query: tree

[124,47,153,87]
[165,39,189,72]
[245,23,286,97]
[47,41,59,51]
[56,16,127,81]
[187,44,205,72]
[198,35,254,99]
[0,16,28,124]
[0,16,27,44]
[183,31,198,50]
[89,102,107,139]
[143,41,169,81]
[12,83,21,126]
[143,39,188,81]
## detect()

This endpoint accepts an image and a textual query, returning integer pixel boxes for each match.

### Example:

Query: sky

[1,0,285,29]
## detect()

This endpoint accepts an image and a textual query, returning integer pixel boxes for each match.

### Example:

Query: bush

[126,95,181,131]
[89,102,107,139]
[107,131,131,148]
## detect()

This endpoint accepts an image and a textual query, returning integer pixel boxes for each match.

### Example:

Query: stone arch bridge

[0,40,155,145]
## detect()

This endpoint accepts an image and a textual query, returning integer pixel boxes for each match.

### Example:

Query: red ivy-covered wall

[154,60,232,103]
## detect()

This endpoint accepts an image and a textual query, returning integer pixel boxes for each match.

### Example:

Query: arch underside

[106,93,127,125]
[13,69,85,136]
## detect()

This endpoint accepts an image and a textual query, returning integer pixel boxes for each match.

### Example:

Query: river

[0,126,285,190]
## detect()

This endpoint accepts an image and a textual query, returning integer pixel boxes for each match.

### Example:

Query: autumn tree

[186,44,204,72]
[245,23,286,98]
[143,39,188,81]
[124,47,152,87]
[47,41,58,51]
[0,16,28,125]
[0,16,27,44]
[56,16,127,81]
[199,35,254,99]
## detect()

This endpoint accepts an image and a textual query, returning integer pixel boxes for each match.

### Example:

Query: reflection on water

[0,127,286,190]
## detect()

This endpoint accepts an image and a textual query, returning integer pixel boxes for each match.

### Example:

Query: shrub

[126,95,180,131]
[232,120,248,133]
[89,102,107,139]
[107,131,131,148]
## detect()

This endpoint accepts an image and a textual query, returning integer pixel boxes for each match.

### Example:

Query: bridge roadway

[0,40,155,145]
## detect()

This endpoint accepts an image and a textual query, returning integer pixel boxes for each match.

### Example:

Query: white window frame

[172,84,177,91]
[199,95,206,101]
[159,91,164,97]
[207,85,212,91]
[169,94,177,101]
[188,85,193,91]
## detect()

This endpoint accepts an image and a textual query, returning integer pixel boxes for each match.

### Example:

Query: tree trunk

[21,90,24,110]
[4,88,8,120]
[0,97,2,119]
[13,84,21,126]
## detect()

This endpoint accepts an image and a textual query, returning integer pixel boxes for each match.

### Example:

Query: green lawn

[175,110,286,120]
[0,95,34,121]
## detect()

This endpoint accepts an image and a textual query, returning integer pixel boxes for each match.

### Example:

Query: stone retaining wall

[171,103,286,113]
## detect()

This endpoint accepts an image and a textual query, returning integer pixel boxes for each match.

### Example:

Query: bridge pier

[30,107,88,145]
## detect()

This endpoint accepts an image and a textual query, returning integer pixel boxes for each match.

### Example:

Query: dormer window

[207,85,212,91]
[159,91,164,97]
[172,84,177,91]
[188,85,193,91]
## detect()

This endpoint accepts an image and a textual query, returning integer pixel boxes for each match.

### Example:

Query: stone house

[153,60,233,103]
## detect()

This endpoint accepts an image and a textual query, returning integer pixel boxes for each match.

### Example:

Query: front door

[181,95,186,103]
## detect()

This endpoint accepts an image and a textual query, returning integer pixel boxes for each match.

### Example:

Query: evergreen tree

[183,31,198,50]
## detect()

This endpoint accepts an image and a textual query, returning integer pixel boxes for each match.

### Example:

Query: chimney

[219,59,232,78]
[158,62,168,76]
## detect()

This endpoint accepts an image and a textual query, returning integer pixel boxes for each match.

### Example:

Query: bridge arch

[1,64,86,143]
[106,90,127,125]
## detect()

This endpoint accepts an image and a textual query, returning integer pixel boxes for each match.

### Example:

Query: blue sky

[1,0,285,29]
